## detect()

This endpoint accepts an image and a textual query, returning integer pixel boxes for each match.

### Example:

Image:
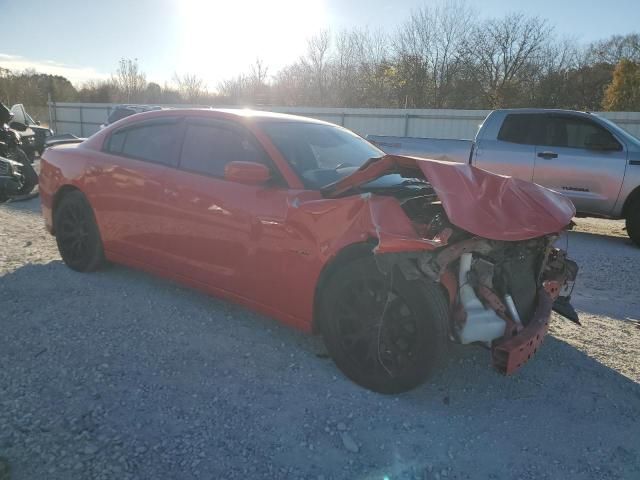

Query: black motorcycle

[0,102,38,199]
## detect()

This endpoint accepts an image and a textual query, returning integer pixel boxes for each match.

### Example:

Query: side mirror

[224,161,271,185]
[35,120,41,126]
[9,121,28,132]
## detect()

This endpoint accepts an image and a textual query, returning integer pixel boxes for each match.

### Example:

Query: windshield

[261,121,384,188]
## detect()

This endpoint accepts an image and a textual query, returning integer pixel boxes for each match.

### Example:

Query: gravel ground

[1,197,639,480]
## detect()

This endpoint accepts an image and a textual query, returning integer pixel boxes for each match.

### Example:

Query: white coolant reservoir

[457,253,506,344]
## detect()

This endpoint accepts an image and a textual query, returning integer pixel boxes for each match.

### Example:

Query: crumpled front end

[329,155,580,375]
[376,230,579,375]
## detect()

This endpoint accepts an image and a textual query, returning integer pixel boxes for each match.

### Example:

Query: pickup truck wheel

[54,191,105,272]
[319,256,449,394]
[626,202,640,247]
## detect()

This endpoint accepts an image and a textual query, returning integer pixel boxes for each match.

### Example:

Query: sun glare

[176,0,327,88]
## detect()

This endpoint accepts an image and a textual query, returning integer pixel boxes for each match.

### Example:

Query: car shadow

[1,260,639,479]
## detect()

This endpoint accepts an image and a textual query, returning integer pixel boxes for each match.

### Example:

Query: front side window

[105,120,181,166]
[261,121,384,188]
[179,121,268,177]
[541,115,621,150]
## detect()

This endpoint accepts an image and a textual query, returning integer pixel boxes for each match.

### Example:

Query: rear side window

[497,114,542,145]
[179,121,268,177]
[105,120,181,166]
[540,115,621,150]
[107,130,127,153]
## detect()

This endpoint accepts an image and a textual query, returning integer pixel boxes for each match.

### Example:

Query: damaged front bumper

[377,235,579,376]
[491,289,553,374]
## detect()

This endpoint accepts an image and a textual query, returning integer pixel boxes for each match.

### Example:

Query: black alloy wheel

[54,191,105,272]
[320,256,449,394]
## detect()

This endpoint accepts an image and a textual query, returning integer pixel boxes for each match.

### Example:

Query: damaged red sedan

[39,109,579,393]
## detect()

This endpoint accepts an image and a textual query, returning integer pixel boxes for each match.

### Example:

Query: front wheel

[319,256,449,394]
[626,201,640,247]
[54,191,106,272]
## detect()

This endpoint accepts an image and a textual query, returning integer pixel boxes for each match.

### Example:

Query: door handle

[537,151,558,159]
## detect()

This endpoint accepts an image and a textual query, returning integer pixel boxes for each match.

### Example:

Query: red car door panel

[87,118,183,266]
[158,118,319,320]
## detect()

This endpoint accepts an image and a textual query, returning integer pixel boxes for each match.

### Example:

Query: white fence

[47,102,640,140]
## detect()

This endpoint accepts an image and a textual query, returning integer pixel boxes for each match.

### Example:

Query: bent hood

[322,155,576,241]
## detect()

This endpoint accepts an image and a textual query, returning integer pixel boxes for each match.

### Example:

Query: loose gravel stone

[1,197,639,479]
[340,432,359,453]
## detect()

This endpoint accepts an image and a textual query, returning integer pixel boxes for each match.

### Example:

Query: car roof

[83,107,339,152]
[116,107,334,126]
[494,108,591,115]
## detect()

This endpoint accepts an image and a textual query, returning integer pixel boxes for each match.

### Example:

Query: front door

[160,117,300,310]
[532,114,627,216]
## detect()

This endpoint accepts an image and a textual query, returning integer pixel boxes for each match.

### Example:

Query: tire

[626,200,640,247]
[319,256,449,394]
[53,191,105,272]
[8,148,37,195]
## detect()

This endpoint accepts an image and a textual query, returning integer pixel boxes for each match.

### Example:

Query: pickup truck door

[532,114,627,216]
[475,113,537,180]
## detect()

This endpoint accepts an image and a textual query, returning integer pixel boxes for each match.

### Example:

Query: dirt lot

[1,196,639,480]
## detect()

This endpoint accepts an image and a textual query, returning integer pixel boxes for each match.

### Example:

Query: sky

[1,0,638,89]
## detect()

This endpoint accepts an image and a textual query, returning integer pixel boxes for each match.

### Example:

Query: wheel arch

[311,240,377,334]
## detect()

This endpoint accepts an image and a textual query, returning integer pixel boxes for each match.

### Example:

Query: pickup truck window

[540,115,622,151]
[497,114,542,145]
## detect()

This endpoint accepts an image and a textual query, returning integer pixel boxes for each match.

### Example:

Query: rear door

[475,113,539,180]
[532,114,627,216]
[89,117,183,266]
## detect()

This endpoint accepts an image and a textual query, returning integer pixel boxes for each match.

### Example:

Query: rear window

[105,120,181,166]
[497,114,542,145]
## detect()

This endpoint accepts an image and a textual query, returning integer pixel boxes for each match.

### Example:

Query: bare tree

[301,30,331,105]
[249,58,269,86]
[393,0,475,108]
[217,74,250,104]
[173,73,206,103]
[112,58,147,103]
[588,33,640,64]
[465,13,552,107]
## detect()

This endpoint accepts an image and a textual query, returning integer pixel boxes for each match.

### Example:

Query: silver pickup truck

[368,109,640,246]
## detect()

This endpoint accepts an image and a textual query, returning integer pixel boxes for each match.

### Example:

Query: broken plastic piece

[553,296,581,325]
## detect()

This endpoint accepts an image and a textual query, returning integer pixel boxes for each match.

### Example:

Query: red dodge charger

[40,109,578,393]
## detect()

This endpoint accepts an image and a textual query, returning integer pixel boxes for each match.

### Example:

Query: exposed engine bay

[372,177,579,375]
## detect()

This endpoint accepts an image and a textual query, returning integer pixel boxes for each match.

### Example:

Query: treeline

[1,2,640,111]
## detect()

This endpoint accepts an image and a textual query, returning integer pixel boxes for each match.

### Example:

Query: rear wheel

[626,200,640,247]
[54,191,105,272]
[319,256,449,394]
